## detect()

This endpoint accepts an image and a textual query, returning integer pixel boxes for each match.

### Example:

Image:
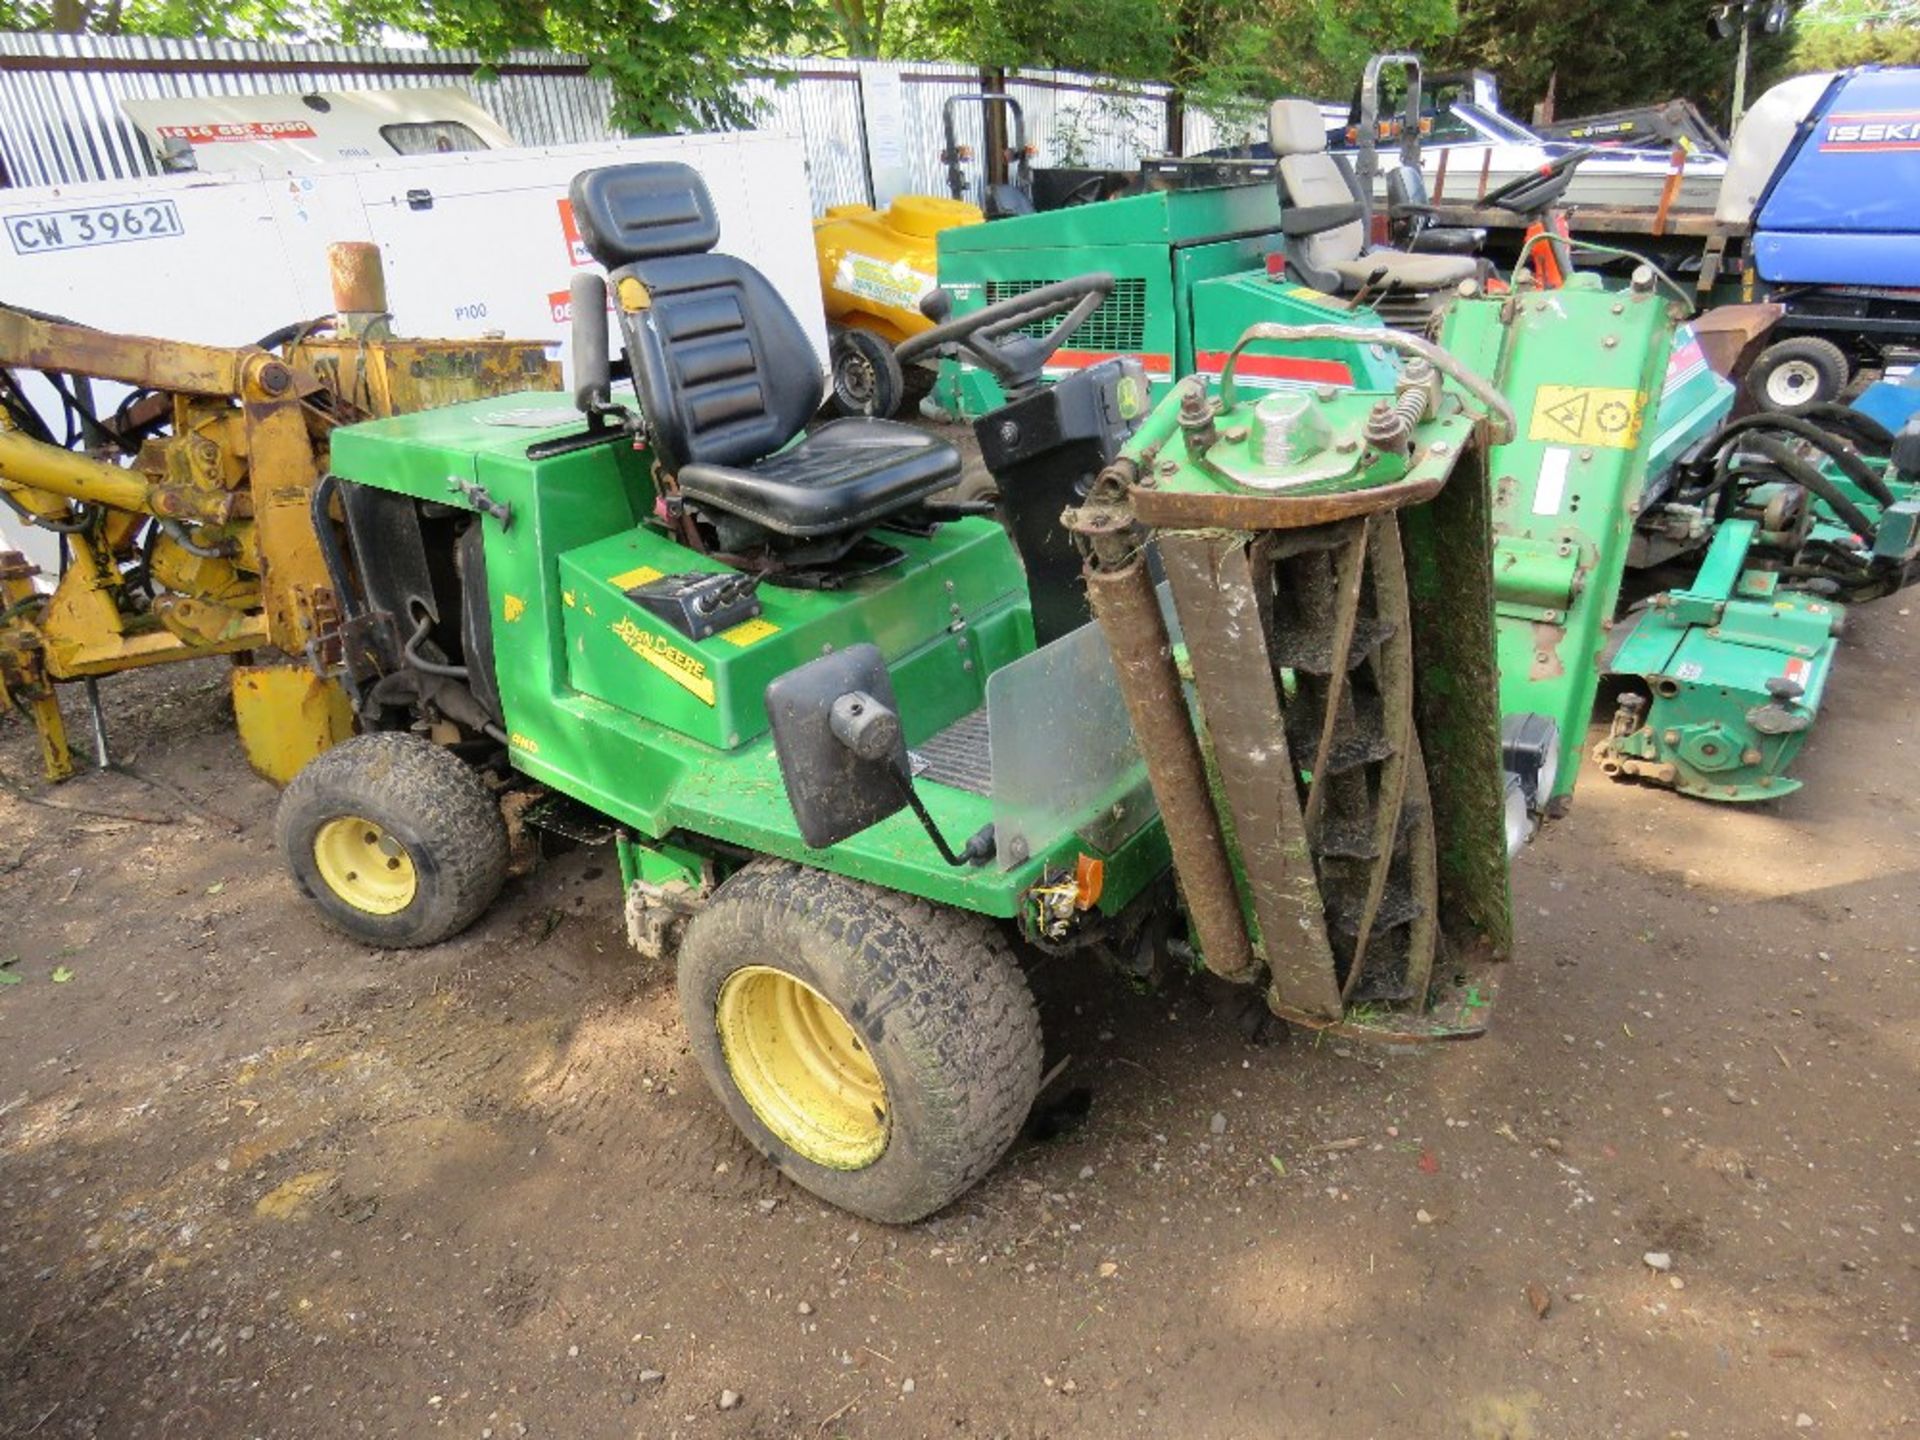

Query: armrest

[1282,202,1364,237]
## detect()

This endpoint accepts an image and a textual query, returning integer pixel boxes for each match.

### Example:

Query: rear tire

[1749,336,1850,414]
[277,732,509,948]
[677,859,1042,1223]
[830,328,906,419]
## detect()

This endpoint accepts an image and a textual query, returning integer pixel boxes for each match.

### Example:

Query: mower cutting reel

[1066,325,1515,1039]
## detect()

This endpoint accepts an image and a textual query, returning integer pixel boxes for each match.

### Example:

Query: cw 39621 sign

[6,200,184,256]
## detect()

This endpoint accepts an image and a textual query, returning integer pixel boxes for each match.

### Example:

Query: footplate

[1066,326,1514,1042]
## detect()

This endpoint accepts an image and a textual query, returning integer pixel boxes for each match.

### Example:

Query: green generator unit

[929,183,1398,420]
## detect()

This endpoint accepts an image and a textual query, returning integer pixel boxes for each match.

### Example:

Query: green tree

[0,0,831,134]
[0,0,310,35]
[899,0,1457,128]
[1440,0,1795,124]
[332,0,833,132]
[1787,0,1920,71]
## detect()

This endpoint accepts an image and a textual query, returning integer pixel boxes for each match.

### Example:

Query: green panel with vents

[930,183,1289,418]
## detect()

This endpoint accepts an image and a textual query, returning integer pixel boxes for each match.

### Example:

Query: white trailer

[0,130,830,569]
[120,88,517,170]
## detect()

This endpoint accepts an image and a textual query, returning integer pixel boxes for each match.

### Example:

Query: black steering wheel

[897,272,1114,398]
[1056,173,1114,208]
[1481,145,1595,214]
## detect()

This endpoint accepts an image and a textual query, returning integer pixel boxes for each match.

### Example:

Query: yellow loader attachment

[0,243,558,781]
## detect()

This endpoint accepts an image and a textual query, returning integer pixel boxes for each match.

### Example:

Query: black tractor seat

[678,419,959,540]
[568,163,961,566]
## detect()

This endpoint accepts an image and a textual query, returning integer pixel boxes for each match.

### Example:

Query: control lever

[830,690,994,866]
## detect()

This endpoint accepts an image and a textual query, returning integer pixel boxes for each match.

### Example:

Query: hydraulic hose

[253,317,332,353]
[157,517,234,559]
[1710,412,1895,506]
[1734,433,1877,539]
[1799,401,1894,457]
[309,473,361,620]
[404,607,469,679]
[0,484,95,534]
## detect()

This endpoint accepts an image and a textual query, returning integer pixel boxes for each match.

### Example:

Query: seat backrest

[1268,98,1366,274]
[567,163,823,474]
[1385,162,1429,215]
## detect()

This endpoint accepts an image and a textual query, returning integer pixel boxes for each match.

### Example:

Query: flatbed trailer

[1429,202,1722,242]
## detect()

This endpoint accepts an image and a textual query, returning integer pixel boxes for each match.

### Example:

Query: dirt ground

[1,603,1915,1439]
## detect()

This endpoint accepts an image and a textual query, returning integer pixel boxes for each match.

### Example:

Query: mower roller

[277,161,1519,1223]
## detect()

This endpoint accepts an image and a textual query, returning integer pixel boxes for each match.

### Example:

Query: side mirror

[570,271,611,417]
[766,645,911,849]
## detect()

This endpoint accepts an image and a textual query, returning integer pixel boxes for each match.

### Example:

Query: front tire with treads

[677,859,1042,1223]
[277,732,509,948]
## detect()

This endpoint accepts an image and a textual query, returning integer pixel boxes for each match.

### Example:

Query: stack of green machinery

[1595,393,1920,800]
[926,183,1396,422]
[925,169,1920,811]
[236,152,1920,1227]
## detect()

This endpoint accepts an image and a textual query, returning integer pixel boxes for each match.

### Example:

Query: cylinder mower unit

[1063,327,1516,1036]
[813,194,984,419]
[0,243,559,783]
[1595,398,1920,800]
[278,160,1521,1225]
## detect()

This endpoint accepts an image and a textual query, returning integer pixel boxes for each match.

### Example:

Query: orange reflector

[1073,853,1105,911]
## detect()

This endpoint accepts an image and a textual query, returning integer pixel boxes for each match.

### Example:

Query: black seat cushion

[678,419,962,540]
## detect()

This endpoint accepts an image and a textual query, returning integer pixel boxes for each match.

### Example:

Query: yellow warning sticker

[609,565,663,590]
[611,615,716,705]
[1527,385,1645,449]
[719,617,780,647]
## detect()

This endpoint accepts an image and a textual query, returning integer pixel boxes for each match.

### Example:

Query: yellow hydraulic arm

[0,244,560,782]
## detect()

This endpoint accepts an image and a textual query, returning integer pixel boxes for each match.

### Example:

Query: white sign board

[0,132,829,570]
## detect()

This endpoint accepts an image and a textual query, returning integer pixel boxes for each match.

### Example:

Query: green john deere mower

[278,161,1542,1222]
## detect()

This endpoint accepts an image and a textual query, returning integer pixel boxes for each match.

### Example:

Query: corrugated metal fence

[0,34,1253,208]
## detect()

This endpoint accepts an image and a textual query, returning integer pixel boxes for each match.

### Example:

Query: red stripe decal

[1047,349,1172,374]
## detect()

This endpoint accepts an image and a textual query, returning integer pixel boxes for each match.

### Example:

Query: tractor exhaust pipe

[328,242,391,338]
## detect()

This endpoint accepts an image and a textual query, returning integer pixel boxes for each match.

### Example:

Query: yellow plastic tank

[813,195,984,344]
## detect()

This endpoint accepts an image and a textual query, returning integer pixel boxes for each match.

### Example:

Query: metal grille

[0,38,1219,203]
[911,707,992,796]
[984,275,1148,353]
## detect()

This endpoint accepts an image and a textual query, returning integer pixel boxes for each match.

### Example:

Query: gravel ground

[0,590,1914,1439]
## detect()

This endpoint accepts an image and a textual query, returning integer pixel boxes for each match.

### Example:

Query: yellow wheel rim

[312,815,418,915]
[716,966,889,1171]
